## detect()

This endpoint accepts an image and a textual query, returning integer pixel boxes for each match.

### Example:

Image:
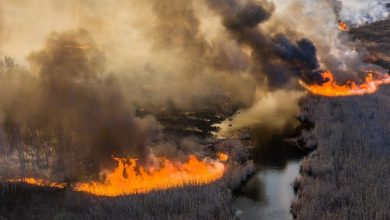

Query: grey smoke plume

[0,0,341,181]
[270,0,387,83]
[206,0,323,87]
[326,0,389,26]
[0,30,160,180]
[338,0,389,26]
[327,0,343,20]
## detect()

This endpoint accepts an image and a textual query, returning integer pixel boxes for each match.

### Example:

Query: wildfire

[299,71,390,97]
[338,20,349,31]
[74,154,227,196]
[217,152,229,162]
[3,154,227,196]
[6,177,66,188]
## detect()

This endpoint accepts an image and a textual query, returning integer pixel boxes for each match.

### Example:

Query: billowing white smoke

[274,0,389,27]
[339,0,389,26]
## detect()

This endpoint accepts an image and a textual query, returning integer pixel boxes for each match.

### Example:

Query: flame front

[217,153,229,162]
[299,71,390,97]
[7,177,66,188]
[4,154,227,196]
[338,20,349,31]
[74,154,226,196]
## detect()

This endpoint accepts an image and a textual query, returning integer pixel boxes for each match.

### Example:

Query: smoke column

[0,0,386,181]
[0,30,160,180]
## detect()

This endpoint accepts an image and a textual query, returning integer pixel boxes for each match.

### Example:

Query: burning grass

[74,154,227,196]
[338,20,349,31]
[292,86,390,219]
[6,178,66,189]
[3,154,228,197]
[0,55,256,219]
[299,70,390,97]
[1,180,235,220]
[292,19,390,219]
[0,138,255,219]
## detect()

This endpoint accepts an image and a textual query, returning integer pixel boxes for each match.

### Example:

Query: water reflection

[234,125,305,220]
[234,161,301,220]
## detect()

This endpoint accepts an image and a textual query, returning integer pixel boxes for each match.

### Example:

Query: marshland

[0,1,389,220]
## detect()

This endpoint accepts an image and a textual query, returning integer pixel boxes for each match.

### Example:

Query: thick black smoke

[206,0,324,87]
[0,0,328,182]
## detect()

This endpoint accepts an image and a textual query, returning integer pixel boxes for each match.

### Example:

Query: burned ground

[292,19,390,220]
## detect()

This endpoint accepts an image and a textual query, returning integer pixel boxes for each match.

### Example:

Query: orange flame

[338,20,349,31]
[74,154,226,196]
[299,71,390,97]
[7,177,66,188]
[3,154,227,196]
[217,152,229,162]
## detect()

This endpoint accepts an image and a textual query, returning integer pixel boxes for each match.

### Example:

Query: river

[234,128,306,220]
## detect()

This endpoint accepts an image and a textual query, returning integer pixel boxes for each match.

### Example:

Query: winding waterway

[234,160,301,220]
[234,128,306,220]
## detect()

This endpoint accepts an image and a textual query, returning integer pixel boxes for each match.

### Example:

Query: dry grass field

[350,19,390,71]
[0,139,255,220]
[292,19,390,220]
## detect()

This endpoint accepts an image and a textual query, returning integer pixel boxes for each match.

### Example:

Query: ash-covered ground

[292,19,390,220]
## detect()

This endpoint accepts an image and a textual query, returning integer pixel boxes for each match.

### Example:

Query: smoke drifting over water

[0,0,387,181]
